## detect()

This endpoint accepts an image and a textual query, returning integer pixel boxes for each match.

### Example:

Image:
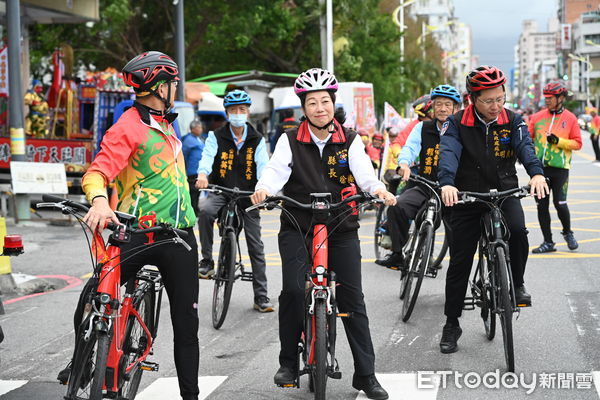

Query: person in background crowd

[589,107,600,162]
[271,108,299,153]
[366,133,384,170]
[182,120,205,223]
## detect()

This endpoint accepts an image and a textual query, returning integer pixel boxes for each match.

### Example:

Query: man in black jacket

[437,66,548,354]
[196,90,273,312]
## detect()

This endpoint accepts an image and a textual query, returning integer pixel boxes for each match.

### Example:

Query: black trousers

[591,134,600,161]
[387,186,429,253]
[277,229,376,376]
[444,197,528,319]
[73,228,200,400]
[535,166,571,243]
[187,174,200,218]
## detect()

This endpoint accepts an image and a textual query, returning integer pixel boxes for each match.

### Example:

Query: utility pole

[174,0,185,102]
[7,0,29,222]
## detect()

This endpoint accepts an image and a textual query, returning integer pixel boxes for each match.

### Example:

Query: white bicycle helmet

[294,68,339,96]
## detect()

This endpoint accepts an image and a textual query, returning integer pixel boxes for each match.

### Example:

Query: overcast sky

[454,0,558,74]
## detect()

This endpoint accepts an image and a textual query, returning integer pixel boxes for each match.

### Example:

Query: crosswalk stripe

[0,381,27,396]
[355,373,440,400]
[593,371,600,397]
[136,376,227,400]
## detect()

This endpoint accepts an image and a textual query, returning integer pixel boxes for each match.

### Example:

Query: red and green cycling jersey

[528,108,582,169]
[82,103,196,229]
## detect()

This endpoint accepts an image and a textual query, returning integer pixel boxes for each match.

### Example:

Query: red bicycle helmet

[543,81,568,97]
[466,65,506,93]
[413,94,433,118]
[122,51,179,92]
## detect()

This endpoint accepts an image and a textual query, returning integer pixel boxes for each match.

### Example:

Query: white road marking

[136,375,227,400]
[0,381,27,396]
[355,373,440,400]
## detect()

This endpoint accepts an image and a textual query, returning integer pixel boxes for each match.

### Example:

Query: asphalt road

[1,140,600,400]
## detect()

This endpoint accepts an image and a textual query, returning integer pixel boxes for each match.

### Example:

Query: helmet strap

[551,96,564,114]
[307,117,336,133]
[149,83,172,114]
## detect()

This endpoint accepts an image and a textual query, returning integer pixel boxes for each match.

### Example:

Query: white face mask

[229,113,248,127]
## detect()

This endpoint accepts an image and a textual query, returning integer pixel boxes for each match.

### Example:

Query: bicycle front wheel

[478,245,496,341]
[212,230,237,329]
[431,220,449,269]
[402,223,433,322]
[118,286,154,400]
[495,246,514,372]
[313,299,328,400]
[66,320,110,400]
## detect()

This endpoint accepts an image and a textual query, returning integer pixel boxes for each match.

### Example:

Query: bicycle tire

[431,220,449,269]
[478,245,496,341]
[374,205,391,261]
[402,223,433,322]
[118,286,154,400]
[212,230,237,329]
[65,319,106,400]
[313,299,328,400]
[495,246,514,372]
[399,223,417,300]
[89,331,110,400]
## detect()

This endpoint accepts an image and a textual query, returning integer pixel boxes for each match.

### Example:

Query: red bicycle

[248,191,380,400]
[38,194,190,400]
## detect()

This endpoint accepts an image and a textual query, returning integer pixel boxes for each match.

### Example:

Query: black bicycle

[461,185,531,373]
[397,175,446,322]
[248,192,381,400]
[200,184,255,329]
[374,176,448,270]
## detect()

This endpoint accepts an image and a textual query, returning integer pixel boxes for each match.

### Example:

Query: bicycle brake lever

[173,233,192,251]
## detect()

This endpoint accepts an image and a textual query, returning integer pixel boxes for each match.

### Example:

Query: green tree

[28,0,445,114]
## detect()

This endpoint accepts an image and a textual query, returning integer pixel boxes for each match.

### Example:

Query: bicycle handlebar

[245,192,382,213]
[408,174,440,189]
[200,184,254,197]
[37,195,188,237]
[457,186,531,204]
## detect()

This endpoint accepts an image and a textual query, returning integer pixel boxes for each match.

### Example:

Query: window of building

[585,34,600,45]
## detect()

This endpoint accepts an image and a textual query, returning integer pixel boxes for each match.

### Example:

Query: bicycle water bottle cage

[310,193,331,223]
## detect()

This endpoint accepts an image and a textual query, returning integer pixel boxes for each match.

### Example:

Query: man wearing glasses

[436,66,548,354]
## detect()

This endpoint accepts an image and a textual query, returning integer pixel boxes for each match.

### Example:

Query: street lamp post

[392,0,418,64]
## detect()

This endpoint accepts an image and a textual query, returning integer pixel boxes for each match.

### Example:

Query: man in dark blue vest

[376,84,461,269]
[437,66,548,354]
[196,90,273,312]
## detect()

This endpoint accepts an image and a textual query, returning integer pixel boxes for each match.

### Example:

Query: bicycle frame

[88,230,156,394]
[481,206,517,312]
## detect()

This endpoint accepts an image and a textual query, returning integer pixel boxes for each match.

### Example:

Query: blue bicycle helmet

[223,89,252,108]
[430,84,461,104]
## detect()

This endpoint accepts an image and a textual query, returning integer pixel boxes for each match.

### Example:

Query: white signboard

[561,24,572,50]
[10,161,68,194]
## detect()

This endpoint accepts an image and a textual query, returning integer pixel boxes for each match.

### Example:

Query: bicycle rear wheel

[402,223,433,322]
[66,319,110,400]
[212,230,237,329]
[118,286,154,400]
[399,223,416,300]
[495,247,514,372]
[374,205,391,261]
[313,299,328,400]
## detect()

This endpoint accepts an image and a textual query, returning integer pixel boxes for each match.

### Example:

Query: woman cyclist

[250,68,395,400]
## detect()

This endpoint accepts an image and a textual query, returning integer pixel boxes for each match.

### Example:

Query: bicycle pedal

[240,271,254,282]
[277,383,298,388]
[140,361,159,372]
[328,371,342,379]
